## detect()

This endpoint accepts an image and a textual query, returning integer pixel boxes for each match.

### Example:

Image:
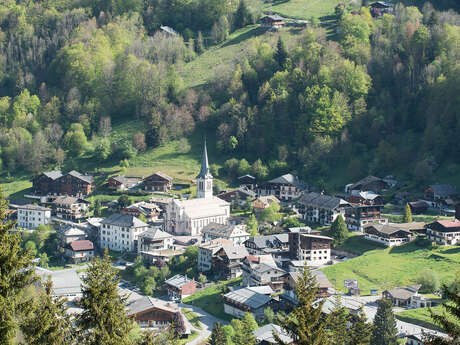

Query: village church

[165,141,230,235]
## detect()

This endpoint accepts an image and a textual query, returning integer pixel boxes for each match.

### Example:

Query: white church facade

[165,141,230,236]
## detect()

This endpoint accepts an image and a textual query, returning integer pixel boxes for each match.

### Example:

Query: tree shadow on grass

[222,27,267,48]
[440,247,460,255]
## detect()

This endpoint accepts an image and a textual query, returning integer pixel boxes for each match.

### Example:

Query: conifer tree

[94,199,102,217]
[349,306,373,345]
[231,317,256,345]
[208,322,226,345]
[403,203,413,223]
[327,295,349,345]
[0,187,36,344]
[275,37,288,69]
[425,285,460,344]
[370,299,398,345]
[77,250,135,345]
[275,266,329,345]
[234,0,251,28]
[22,279,73,345]
[330,215,348,247]
[195,31,205,53]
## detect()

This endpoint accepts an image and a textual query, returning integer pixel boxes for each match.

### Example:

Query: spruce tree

[22,279,73,345]
[0,187,36,345]
[330,215,348,247]
[370,299,398,345]
[275,37,288,69]
[234,0,251,29]
[275,266,329,345]
[208,322,227,345]
[349,306,373,345]
[425,285,460,344]
[327,295,349,345]
[77,250,135,345]
[403,203,413,223]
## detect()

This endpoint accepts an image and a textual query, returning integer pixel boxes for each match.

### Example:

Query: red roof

[436,219,460,228]
[70,240,94,251]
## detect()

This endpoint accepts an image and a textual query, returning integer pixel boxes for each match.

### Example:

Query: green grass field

[323,242,460,294]
[183,278,241,320]
[182,308,202,330]
[334,233,386,255]
[396,305,445,332]
[262,0,346,20]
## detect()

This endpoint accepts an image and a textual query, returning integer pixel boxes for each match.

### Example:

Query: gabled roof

[160,25,178,36]
[217,187,256,199]
[146,171,173,181]
[262,14,285,21]
[17,204,51,211]
[224,287,272,309]
[69,240,93,251]
[253,324,293,344]
[267,173,307,189]
[428,184,458,197]
[54,195,87,205]
[42,170,63,180]
[60,226,86,237]
[428,219,460,232]
[127,296,179,315]
[349,176,387,191]
[246,234,289,250]
[364,224,413,236]
[370,1,393,8]
[202,223,249,238]
[252,262,285,274]
[67,170,94,184]
[384,287,417,300]
[138,228,172,240]
[350,190,381,200]
[299,192,349,210]
[100,213,148,227]
[238,174,256,180]
[221,244,249,260]
[165,274,194,288]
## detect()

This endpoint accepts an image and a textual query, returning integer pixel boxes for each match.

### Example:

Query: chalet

[397,221,426,235]
[164,274,196,301]
[238,174,256,190]
[53,195,89,221]
[217,187,256,205]
[144,172,173,192]
[244,234,289,256]
[121,201,162,222]
[214,244,249,279]
[258,173,307,201]
[64,240,94,263]
[409,201,429,214]
[107,175,142,191]
[241,256,286,292]
[201,223,250,246]
[383,284,421,307]
[283,271,333,304]
[198,238,232,273]
[32,170,63,195]
[348,190,383,205]
[424,184,458,206]
[298,192,349,226]
[253,195,280,212]
[223,287,273,320]
[426,219,460,246]
[364,223,414,247]
[288,232,332,266]
[370,1,394,17]
[137,228,174,254]
[57,226,87,245]
[57,170,94,196]
[253,324,293,345]
[260,15,285,29]
[127,296,190,334]
[345,204,387,231]
[346,176,390,193]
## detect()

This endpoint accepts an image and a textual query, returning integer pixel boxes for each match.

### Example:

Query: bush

[417,269,440,293]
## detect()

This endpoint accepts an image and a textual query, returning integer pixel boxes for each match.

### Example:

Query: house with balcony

[52,195,89,221]
[288,232,332,266]
[426,219,460,245]
[241,255,286,292]
[345,204,387,231]
[257,173,307,201]
[99,213,148,252]
[64,240,94,263]
[164,275,196,301]
[214,244,249,279]
[137,228,173,254]
[17,204,51,229]
[202,223,250,246]
[364,223,415,247]
[244,234,289,257]
[197,238,232,273]
[298,192,349,226]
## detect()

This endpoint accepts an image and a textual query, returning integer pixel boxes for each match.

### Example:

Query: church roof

[174,197,229,219]
[196,140,213,179]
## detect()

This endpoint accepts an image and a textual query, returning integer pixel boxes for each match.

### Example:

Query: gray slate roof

[268,173,307,189]
[299,192,349,210]
[164,274,194,288]
[224,287,271,309]
[68,170,94,184]
[43,170,63,180]
[138,228,172,240]
[254,324,293,344]
[100,213,147,227]
[246,234,289,250]
[221,244,249,260]
[364,224,412,236]
[429,184,458,197]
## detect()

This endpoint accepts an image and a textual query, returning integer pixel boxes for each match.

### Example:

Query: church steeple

[196,139,213,199]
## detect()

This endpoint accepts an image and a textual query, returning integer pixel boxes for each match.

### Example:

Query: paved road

[179,303,227,345]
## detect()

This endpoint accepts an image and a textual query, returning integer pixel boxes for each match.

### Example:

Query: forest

[0,0,459,189]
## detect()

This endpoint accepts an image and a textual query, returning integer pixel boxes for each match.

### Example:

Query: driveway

[179,303,227,345]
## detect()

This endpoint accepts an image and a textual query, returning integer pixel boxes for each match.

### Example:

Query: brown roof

[70,240,94,251]
[437,219,460,228]
[146,171,173,181]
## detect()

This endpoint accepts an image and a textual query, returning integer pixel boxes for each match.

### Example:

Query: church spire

[196,139,212,179]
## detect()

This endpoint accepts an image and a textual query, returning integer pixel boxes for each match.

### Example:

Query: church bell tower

[196,140,213,199]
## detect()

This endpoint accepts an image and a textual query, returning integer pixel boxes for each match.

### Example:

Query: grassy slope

[323,242,460,294]
[263,0,345,20]
[396,305,445,332]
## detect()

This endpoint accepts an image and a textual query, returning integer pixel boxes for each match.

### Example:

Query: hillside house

[238,174,256,190]
[253,324,293,345]
[223,287,273,319]
[424,184,458,207]
[345,204,387,231]
[198,238,232,273]
[64,240,94,263]
[127,296,190,334]
[244,234,289,256]
[408,201,429,214]
[241,256,286,292]
[364,223,414,247]
[17,204,51,229]
[144,172,173,192]
[53,195,89,221]
[164,275,196,301]
[298,192,349,226]
[121,201,161,222]
[348,190,383,205]
[370,1,394,17]
[260,15,285,29]
[107,175,142,191]
[383,284,421,307]
[32,170,63,195]
[283,271,333,304]
[56,170,94,197]
[99,213,148,252]
[426,219,460,245]
[137,228,173,254]
[288,232,332,266]
[217,187,256,206]
[58,226,87,245]
[214,244,249,279]
[258,173,307,201]
[201,223,250,246]
[346,176,390,193]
